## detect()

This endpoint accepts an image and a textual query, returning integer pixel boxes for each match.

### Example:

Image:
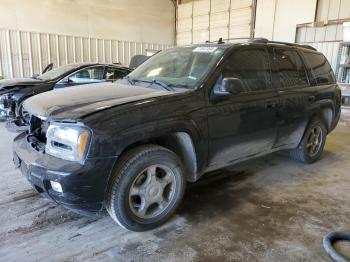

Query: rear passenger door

[207,46,278,168]
[272,47,314,148]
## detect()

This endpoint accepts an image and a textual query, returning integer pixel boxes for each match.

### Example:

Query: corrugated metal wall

[177,0,254,45]
[316,0,350,21]
[0,29,172,79]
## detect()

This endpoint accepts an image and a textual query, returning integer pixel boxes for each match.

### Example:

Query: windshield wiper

[133,79,175,91]
[167,83,189,89]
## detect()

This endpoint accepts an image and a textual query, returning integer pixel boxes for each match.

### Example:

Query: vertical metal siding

[316,0,350,22]
[176,0,253,46]
[0,29,172,79]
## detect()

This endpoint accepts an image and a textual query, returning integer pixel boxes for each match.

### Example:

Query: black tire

[106,144,186,231]
[290,117,327,163]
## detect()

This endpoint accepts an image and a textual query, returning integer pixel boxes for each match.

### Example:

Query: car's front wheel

[106,145,186,231]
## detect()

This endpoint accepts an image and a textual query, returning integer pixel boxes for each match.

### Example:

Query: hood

[0,78,45,93]
[23,82,170,120]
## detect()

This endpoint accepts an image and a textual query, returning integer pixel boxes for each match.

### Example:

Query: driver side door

[207,46,278,169]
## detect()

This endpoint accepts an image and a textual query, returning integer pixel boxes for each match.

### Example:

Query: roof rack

[265,40,317,51]
[205,37,254,44]
[204,37,317,51]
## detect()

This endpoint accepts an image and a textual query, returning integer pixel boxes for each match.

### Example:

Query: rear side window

[303,52,335,85]
[105,67,128,80]
[273,48,309,88]
[222,47,272,92]
[70,66,105,83]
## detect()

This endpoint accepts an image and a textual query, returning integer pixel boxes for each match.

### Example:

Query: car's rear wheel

[106,145,185,231]
[290,117,327,163]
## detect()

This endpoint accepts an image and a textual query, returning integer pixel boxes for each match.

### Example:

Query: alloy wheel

[306,125,323,157]
[128,164,177,219]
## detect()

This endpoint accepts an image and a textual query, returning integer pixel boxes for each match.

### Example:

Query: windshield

[127,46,225,89]
[37,64,81,81]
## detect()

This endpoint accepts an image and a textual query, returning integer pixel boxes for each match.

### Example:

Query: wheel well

[309,107,333,132]
[319,107,333,132]
[118,132,198,182]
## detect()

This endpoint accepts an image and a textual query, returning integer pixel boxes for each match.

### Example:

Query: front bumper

[13,132,117,214]
[6,118,29,133]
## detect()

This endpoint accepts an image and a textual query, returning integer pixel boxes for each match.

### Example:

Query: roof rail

[205,37,255,44]
[298,44,317,51]
[266,40,317,51]
[249,38,269,43]
[204,38,317,51]
[205,37,271,44]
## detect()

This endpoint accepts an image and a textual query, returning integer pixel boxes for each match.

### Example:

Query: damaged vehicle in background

[13,39,341,231]
[0,63,131,130]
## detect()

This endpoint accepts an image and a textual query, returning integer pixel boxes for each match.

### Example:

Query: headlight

[45,124,91,162]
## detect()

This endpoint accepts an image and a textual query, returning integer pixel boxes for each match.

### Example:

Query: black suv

[13,39,341,231]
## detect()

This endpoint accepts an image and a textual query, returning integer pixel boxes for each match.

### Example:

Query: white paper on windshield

[193,47,218,53]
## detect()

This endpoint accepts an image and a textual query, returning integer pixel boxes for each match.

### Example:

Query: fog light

[50,181,63,193]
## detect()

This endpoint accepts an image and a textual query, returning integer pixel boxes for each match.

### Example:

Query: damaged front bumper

[13,132,118,215]
[5,118,30,133]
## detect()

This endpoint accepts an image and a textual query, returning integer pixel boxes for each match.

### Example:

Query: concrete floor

[1,120,350,262]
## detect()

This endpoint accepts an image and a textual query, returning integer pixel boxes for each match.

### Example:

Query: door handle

[308,96,315,102]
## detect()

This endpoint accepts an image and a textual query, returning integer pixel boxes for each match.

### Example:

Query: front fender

[89,116,203,157]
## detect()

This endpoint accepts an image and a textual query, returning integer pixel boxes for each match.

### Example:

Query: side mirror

[214,77,244,97]
[42,63,53,74]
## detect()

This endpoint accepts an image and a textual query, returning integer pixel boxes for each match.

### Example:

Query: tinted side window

[273,48,309,88]
[70,66,105,83]
[222,47,272,92]
[303,52,335,85]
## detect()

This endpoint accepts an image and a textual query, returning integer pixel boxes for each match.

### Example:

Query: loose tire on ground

[106,144,186,231]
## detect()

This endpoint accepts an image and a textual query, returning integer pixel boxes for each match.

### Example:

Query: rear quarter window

[303,52,335,85]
